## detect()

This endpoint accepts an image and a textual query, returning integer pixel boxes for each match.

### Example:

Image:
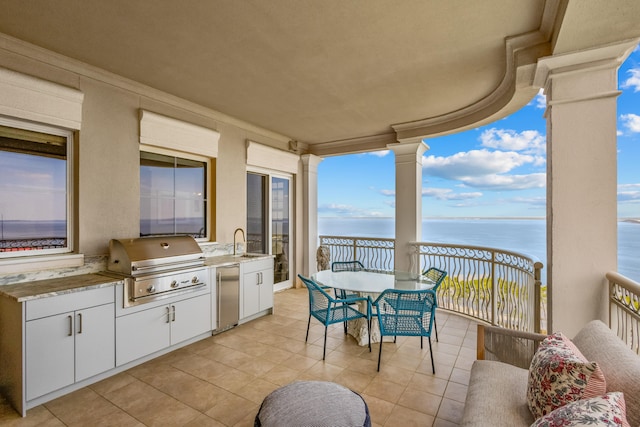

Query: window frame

[139,144,212,242]
[0,116,74,259]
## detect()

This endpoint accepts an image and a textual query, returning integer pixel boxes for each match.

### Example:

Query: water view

[319,217,640,283]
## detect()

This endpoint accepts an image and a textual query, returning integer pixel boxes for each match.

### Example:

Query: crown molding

[392,29,551,141]
[309,132,397,157]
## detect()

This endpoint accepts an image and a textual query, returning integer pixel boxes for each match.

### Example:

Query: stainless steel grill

[107,236,207,307]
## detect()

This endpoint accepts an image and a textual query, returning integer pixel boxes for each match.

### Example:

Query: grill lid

[107,236,204,276]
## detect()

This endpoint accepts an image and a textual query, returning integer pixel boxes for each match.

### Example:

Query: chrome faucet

[233,227,245,256]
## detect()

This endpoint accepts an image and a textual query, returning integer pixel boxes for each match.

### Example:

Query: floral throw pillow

[527,332,607,419]
[530,392,630,427]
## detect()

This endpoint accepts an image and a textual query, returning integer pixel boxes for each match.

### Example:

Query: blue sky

[318,45,640,219]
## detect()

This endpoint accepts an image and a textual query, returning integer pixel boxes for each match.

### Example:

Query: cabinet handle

[217,272,222,325]
[260,272,264,284]
[67,315,73,336]
[166,306,171,323]
[172,305,176,322]
[77,313,83,334]
[257,272,261,285]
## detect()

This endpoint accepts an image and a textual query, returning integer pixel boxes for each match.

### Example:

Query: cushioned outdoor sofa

[461,320,640,427]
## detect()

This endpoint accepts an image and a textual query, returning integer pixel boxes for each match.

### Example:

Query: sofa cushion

[461,360,533,427]
[572,320,640,427]
[527,332,606,419]
[530,392,630,427]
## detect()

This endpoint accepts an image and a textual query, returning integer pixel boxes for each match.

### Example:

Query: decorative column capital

[387,140,430,163]
[300,153,323,172]
[534,39,639,104]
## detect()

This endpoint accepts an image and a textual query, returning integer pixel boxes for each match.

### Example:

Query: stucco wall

[0,41,295,263]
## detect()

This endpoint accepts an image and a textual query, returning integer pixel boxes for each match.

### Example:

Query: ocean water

[318,217,640,283]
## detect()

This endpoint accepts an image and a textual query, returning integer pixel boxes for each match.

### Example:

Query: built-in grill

[107,236,207,307]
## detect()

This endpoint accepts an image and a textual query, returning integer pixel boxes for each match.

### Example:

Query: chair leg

[367,317,371,352]
[420,336,423,349]
[434,315,439,342]
[322,326,328,360]
[377,340,383,371]
[305,315,311,342]
[428,336,435,374]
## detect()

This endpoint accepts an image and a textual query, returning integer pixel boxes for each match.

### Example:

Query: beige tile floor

[0,287,477,427]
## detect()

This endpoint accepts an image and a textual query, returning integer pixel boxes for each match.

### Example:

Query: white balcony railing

[319,235,544,333]
[607,271,640,355]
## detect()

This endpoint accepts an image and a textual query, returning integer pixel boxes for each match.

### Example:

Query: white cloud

[480,128,545,154]
[318,203,384,216]
[368,150,390,157]
[461,173,546,190]
[533,88,546,109]
[508,196,546,207]
[423,149,535,180]
[422,187,482,200]
[423,149,546,191]
[379,189,394,196]
[620,113,640,133]
[619,183,640,190]
[618,183,640,202]
[622,68,640,92]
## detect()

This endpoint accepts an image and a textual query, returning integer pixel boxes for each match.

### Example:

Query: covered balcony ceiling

[1,1,639,154]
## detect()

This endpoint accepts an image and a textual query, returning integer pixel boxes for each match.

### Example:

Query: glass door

[247,172,292,289]
[271,177,290,285]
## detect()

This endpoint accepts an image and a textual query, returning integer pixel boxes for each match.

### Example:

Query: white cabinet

[24,287,114,401]
[241,258,274,320]
[116,293,210,366]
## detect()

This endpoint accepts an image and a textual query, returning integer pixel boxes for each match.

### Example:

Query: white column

[387,141,429,272]
[301,154,323,279]
[535,40,637,336]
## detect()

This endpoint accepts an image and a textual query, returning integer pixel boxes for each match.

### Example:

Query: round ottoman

[254,381,371,427]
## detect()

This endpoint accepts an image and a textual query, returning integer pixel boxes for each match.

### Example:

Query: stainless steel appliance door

[217,264,240,332]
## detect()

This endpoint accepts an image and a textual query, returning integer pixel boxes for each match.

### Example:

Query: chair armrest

[477,324,548,369]
[336,296,371,317]
[339,296,368,305]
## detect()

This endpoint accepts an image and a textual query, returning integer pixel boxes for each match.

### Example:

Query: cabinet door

[259,268,274,312]
[116,305,170,366]
[26,312,75,400]
[242,271,260,318]
[170,294,211,345]
[75,303,115,381]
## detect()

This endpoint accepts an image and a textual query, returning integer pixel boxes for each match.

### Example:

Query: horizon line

[319,216,640,221]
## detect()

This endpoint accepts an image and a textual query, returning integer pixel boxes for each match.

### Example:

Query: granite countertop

[0,273,122,302]
[0,253,274,303]
[205,253,274,267]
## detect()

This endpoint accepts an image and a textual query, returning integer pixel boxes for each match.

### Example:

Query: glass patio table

[312,269,438,346]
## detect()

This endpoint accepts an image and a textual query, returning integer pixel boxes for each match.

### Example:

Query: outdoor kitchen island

[0,251,274,417]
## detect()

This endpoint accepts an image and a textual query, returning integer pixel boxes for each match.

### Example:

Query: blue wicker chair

[331,261,364,300]
[330,261,365,333]
[422,267,447,341]
[372,288,437,372]
[298,274,371,360]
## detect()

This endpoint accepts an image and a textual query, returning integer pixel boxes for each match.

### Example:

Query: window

[0,121,72,257]
[140,150,208,238]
